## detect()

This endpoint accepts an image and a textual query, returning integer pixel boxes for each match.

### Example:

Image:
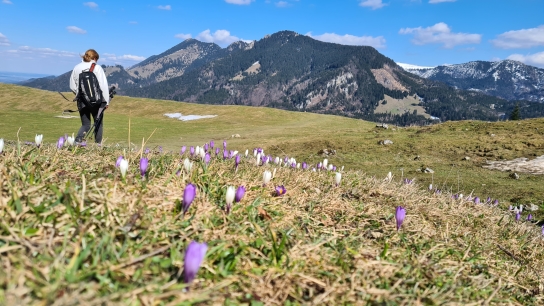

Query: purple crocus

[474,197,480,204]
[116,156,124,168]
[515,212,521,221]
[210,140,214,148]
[274,185,287,196]
[204,143,209,152]
[56,136,64,149]
[204,153,211,165]
[542,225,544,236]
[302,162,307,170]
[223,149,228,160]
[223,140,227,149]
[158,146,163,153]
[182,184,196,216]
[144,148,150,154]
[190,146,195,156]
[493,199,499,206]
[140,157,148,177]
[235,186,245,203]
[395,206,406,231]
[527,214,533,221]
[181,146,186,155]
[235,154,241,171]
[215,147,220,156]
[183,241,208,285]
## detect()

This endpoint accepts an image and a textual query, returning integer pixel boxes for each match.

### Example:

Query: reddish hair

[82,49,99,62]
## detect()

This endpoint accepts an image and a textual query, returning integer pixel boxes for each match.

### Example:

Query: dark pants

[76,103,106,143]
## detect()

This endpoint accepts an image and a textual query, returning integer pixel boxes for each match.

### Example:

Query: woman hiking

[70,49,110,144]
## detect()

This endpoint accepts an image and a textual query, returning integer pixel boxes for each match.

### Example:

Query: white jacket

[70,60,110,104]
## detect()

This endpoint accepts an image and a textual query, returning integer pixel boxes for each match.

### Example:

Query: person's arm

[69,67,78,95]
[95,65,110,104]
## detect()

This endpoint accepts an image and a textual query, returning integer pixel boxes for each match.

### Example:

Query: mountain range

[399,61,544,103]
[20,30,544,125]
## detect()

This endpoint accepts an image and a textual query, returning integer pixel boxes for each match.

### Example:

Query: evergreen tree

[510,104,521,120]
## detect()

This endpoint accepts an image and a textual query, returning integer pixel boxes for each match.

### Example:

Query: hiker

[69,49,110,144]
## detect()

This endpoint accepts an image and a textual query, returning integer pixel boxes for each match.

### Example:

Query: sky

[0,0,543,75]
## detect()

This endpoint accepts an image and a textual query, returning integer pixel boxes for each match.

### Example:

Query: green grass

[1,83,544,304]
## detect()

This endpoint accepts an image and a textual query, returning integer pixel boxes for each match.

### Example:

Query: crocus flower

[493,199,499,206]
[119,159,129,179]
[183,241,207,285]
[35,134,43,147]
[144,148,150,154]
[223,149,228,160]
[515,212,520,221]
[0,138,3,154]
[404,178,413,184]
[225,186,235,214]
[542,225,544,236]
[215,147,220,156]
[428,184,433,191]
[181,146,186,155]
[275,185,287,196]
[272,168,277,178]
[183,158,193,173]
[158,146,163,153]
[56,136,64,149]
[323,159,328,169]
[395,206,406,231]
[335,172,342,186]
[183,184,196,215]
[245,149,248,157]
[527,214,533,221]
[263,170,272,185]
[116,156,124,167]
[235,154,241,171]
[190,146,195,156]
[474,197,480,204]
[66,134,75,146]
[223,140,227,149]
[204,153,211,165]
[235,186,245,203]
[210,140,215,148]
[302,162,307,170]
[317,162,322,170]
[140,157,148,177]
[204,143,209,152]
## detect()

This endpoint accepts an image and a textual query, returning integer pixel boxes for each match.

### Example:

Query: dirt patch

[483,155,544,174]
[374,94,430,118]
[371,65,408,92]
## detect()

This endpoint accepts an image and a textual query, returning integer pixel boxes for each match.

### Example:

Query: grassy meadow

[1,83,544,304]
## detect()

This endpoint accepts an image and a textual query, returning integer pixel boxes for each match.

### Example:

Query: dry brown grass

[1,140,543,305]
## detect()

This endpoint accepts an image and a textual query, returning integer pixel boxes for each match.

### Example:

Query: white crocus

[253,149,257,157]
[226,186,235,206]
[232,150,238,157]
[245,149,248,157]
[341,166,344,171]
[274,156,280,165]
[0,138,4,153]
[263,170,272,185]
[323,158,328,169]
[256,153,262,166]
[183,158,193,173]
[297,163,301,169]
[66,133,75,146]
[328,164,333,171]
[335,172,342,186]
[35,134,43,147]
[386,171,392,182]
[119,159,129,179]
[272,167,277,178]
[199,147,206,159]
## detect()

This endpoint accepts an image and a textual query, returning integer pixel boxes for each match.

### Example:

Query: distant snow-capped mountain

[398,60,544,102]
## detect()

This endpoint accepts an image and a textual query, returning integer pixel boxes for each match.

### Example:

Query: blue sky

[1,0,543,75]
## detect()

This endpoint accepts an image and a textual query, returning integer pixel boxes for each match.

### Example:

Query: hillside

[22,31,544,125]
[402,60,544,103]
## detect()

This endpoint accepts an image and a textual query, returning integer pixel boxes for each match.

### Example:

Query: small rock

[414,155,421,161]
[424,167,434,173]
[509,172,520,179]
[490,134,496,137]
[380,139,393,145]
[376,123,389,129]
[462,156,471,161]
[231,134,241,138]
[528,204,539,211]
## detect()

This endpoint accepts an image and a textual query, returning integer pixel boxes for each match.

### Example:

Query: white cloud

[175,33,192,40]
[83,2,98,9]
[9,46,78,58]
[158,5,171,10]
[225,0,254,4]
[0,32,10,46]
[66,26,87,34]
[2,0,13,4]
[196,29,241,46]
[429,0,456,3]
[359,0,387,10]
[307,32,386,49]
[491,25,544,49]
[507,51,544,68]
[101,53,146,65]
[399,22,481,48]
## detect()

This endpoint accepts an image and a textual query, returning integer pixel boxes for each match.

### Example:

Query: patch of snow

[164,113,217,121]
[396,62,435,70]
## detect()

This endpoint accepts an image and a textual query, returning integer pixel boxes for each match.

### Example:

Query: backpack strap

[89,63,96,72]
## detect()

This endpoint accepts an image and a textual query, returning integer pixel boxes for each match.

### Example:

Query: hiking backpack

[78,63,104,108]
